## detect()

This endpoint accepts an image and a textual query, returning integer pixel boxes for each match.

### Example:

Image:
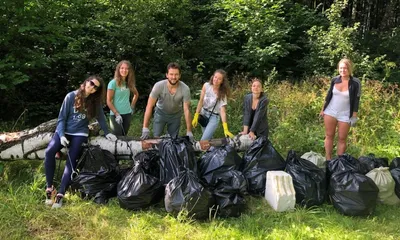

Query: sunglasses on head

[89,80,100,90]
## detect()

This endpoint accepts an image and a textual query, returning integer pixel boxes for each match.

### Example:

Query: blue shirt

[107,79,132,115]
[55,90,109,137]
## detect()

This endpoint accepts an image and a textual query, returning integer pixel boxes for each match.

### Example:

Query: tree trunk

[0,119,254,161]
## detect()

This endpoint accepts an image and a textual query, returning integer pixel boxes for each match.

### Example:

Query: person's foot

[51,194,64,209]
[45,186,56,206]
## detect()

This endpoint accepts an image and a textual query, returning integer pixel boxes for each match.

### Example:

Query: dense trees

[0,0,398,126]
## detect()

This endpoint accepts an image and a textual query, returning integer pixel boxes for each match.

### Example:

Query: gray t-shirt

[150,79,191,114]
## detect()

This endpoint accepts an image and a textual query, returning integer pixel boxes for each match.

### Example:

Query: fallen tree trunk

[0,119,254,160]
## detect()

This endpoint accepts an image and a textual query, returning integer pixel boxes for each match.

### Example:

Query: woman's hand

[249,131,256,140]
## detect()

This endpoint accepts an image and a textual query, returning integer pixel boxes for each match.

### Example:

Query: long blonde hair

[114,60,136,92]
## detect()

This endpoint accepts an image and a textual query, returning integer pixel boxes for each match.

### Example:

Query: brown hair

[114,60,136,92]
[74,75,105,119]
[208,69,231,100]
[337,58,354,76]
[251,78,264,98]
[166,62,181,74]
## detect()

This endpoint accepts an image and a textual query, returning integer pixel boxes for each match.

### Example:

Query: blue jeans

[44,133,87,194]
[153,109,182,138]
[200,112,220,140]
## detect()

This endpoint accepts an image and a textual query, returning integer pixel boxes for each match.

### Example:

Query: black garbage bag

[390,168,400,199]
[71,145,120,204]
[329,171,379,216]
[117,162,164,210]
[285,150,326,207]
[359,153,389,172]
[241,136,286,195]
[213,170,247,218]
[165,169,213,219]
[134,150,160,178]
[389,157,400,170]
[198,145,242,187]
[328,154,368,176]
[158,137,197,185]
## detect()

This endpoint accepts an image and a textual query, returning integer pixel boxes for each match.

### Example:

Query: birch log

[0,119,254,160]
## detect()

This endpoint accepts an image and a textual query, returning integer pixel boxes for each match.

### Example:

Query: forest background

[1,0,399,125]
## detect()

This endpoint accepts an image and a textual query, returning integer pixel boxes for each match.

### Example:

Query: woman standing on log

[107,60,139,136]
[240,78,269,140]
[44,76,117,208]
[192,69,234,140]
[320,58,361,160]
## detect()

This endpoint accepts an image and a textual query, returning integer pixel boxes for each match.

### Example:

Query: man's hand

[141,128,150,140]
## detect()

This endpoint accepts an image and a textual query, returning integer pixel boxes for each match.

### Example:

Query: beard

[168,79,178,85]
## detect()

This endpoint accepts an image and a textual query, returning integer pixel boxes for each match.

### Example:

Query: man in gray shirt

[141,62,193,139]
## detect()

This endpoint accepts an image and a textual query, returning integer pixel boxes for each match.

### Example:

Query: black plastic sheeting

[165,169,213,219]
[390,168,400,199]
[213,170,247,218]
[158,137,197,185]
[329,170,379,216]
[241,136,286,195]
[71,145,120,204]
[285,150,326,207]
[328,154,368,176]
[117,151,164,210]
[359,153,389,172]
[390,157,400,170]
[198,146,247,217]
[198,145,242,187]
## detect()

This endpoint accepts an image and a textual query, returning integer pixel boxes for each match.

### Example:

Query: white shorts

[324,108,350,123]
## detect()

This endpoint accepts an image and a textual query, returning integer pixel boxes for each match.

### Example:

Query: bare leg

[337,121,350,156]
[324,115,337,160]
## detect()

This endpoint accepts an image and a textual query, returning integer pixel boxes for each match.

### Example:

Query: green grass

[1,77,400,239]
[1,161,400,240]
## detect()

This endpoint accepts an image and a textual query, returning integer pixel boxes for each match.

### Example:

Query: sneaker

[52,194,64,209]
[45,187,56,206]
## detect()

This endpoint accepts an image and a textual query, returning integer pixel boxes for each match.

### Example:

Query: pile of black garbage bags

[71,136,400,218]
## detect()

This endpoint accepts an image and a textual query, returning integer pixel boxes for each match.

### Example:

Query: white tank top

[326,86,350,113]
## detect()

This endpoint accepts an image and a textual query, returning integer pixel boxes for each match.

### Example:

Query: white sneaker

[52,194,64,209]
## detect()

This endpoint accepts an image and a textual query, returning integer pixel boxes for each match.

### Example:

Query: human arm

[130,87,139,112]
[184,101,192,133]
[220,105,234,138]
[143,96,157,129]
[243,94,252,128]
[192,84,206,127]
[96,104,110,135]
[55,93,72,138]
[249,96,269,134]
